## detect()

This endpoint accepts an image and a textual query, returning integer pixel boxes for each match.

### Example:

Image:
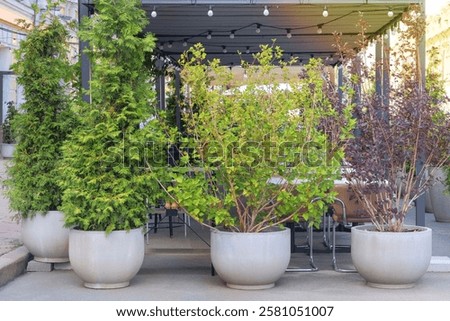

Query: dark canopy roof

[140,0,421,66]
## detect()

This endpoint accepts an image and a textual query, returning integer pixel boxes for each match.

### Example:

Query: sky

[426,0,449,16]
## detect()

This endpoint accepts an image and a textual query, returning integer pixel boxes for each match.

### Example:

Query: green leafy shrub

[2,101,18,144]
[58,0,169,233]
[158,43,355,232]
[6,9,76,218]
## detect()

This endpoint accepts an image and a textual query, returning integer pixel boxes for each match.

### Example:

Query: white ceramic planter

[1,143,16,158]
[429,167,450,222]
[351,225,431,289]
[211,228,290,290]
[21,210,69,263]
[69,227,145,289]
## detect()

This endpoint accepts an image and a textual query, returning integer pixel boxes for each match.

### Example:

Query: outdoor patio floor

[1,211,450,301]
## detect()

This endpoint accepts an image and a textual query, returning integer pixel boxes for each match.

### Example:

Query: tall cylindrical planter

[69,227,145,289]
[211,227,290,290]
[429,167,450,222]
[351,225,431,289]
[21,210,69,263]
[1,143,16,158]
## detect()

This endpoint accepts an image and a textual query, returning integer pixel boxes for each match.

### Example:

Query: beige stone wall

[427,3,450,112]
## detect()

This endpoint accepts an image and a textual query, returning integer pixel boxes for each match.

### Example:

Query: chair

[285,220,319,272]
[328,183,374,272]
[285,196,328,273]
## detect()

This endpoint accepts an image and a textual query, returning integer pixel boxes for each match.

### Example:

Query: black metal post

[174,69,182,132]
[0,73,3,125]
[155,58,166,110]
[415,1,427,227]
[79,1,91,103]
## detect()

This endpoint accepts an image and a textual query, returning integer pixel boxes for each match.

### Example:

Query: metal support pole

[375,38,382,98]
[174,69,182,132]
[337,65,343,103]
[79,1,91,103]
[415,1,427,227]
[155,58,166,110]
[382,33,390,108]
[0,73,3,125]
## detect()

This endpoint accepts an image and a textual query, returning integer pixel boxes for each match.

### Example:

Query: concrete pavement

[1,158,450,301]
[0,159,29,288]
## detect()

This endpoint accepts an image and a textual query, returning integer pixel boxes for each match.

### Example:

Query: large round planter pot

[21,210,69,263]
[211,228,290,290]
[351,225,432,289]
[1,143,16,158]
[69,228,145,289]
[429,167,450,222]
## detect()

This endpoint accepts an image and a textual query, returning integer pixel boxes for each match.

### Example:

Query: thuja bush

[2,101,18,144]
[6,4,76,218]
[157,43,355,232]
[59,0,169,233]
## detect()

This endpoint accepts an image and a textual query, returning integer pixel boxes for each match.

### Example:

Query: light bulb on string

[207,6,213,17]
[151,7,157,18]
[255,24,261,34]
[388,8,394,17]
[286,29,292,39]
[263,6,269,16]
[230,31,235,39]
[317,25,323,34]
[322,6,329,18]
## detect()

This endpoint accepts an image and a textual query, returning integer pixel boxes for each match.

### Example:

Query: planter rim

[211,227,290,235]
[351,224,431,233]
[22,210,63,218]
[70,227,144,235]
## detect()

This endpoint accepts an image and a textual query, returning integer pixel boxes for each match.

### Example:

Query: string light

[152,9,357,53]
[317,24,323,34]
[388,7,394,17]
[286,29,292,39]
[263,6,269,16]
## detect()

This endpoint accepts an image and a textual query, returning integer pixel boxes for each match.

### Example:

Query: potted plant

[156,43,354,289]
[5,3,76,263]
[58,0,166,289]
[1,101,18,158]
[428,165,450,222]
[425,48,450,221]
[340,6,450,288]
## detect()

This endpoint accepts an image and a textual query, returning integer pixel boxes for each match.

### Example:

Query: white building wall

[0,0,78,126]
